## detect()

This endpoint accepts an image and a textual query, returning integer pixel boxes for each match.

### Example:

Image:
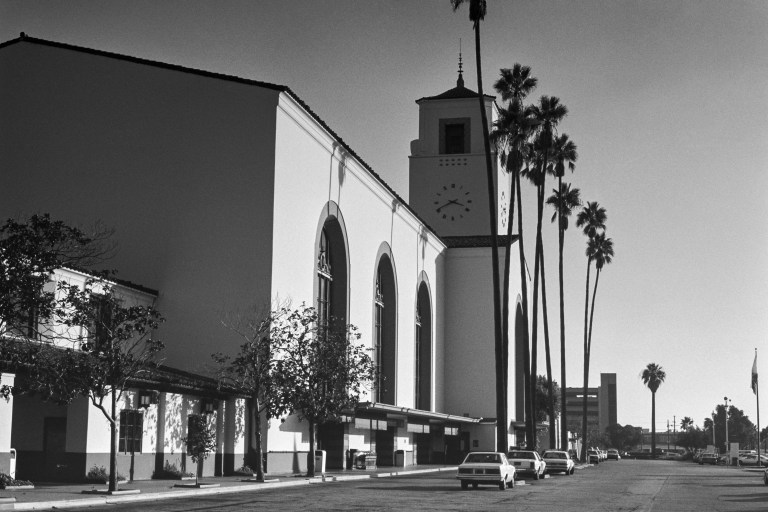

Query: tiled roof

[442,235,518,248]
[416,74,495,103]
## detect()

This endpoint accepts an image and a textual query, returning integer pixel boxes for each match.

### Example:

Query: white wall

[266,93,446,453]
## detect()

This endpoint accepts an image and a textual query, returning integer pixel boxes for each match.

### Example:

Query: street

[62,460,768,512]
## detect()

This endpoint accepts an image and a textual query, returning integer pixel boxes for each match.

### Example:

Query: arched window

[374,254,396,405]
[317,227,332,326]
[316,216,347,328]
[415,282,432,410]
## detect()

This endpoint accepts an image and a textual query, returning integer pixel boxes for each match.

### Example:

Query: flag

[752,353,758,395]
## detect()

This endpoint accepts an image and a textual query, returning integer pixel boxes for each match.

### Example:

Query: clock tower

[409,63,509,237]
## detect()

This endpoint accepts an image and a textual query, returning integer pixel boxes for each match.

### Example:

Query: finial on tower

[457,38,464,87]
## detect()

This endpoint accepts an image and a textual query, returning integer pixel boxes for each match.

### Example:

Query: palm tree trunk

[514,167,534,446]
[472,21,507,453]
[587,269,602,356]
[558,176,568,451]
[651,391,656,457]
[530,189,541,447]
[581,258,592,462]
[538,240,556,448]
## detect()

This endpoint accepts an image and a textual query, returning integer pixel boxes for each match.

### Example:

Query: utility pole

[673,415,676,449]
[667,420,670,451]
[724,397,731,465]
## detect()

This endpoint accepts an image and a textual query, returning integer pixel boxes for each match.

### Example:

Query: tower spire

[457,38,464,88]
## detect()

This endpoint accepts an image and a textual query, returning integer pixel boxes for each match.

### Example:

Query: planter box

[1,485,34,490]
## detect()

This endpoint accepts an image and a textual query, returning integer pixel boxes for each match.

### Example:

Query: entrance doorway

[43,417,67,481]
[375,427,395,466]
[317,422,345,470]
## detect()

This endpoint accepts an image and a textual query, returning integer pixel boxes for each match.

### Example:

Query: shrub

[152,461,194,479]
[0,473,33,488]
[85,465,125,482]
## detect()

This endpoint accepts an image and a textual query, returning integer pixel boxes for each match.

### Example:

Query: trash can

[364,454,377,470]
[347,449,357,470]
[314,450,326,474]
[394,449,405,468]
[9,448,16,480]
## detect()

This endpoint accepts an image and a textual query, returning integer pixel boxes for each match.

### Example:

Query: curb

[10,467,454,511]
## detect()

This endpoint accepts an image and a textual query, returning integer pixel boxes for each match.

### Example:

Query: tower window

[439,118,470,154]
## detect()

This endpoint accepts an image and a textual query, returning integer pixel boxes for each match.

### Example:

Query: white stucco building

[0,34,528,480]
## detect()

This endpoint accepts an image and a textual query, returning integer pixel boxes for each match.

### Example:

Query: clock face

[433,183,472,221]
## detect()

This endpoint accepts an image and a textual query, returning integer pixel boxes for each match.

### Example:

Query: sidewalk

[0,465,459,511]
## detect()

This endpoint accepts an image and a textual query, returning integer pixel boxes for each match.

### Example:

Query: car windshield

[465,453,500,464]
[543,452,566,459]
[508,451,535,459]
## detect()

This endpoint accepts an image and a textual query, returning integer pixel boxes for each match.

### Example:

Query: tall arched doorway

[373,253,396,405]
[415,281,431,411]
[315,211,349,470]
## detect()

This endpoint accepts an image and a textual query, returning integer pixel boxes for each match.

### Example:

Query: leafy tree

[641,363,667,457]
[273,304,374,477]
[546,180,581,449]
[575,201,607,460]
[605,423,643,452]
[213,304,290,482]
[0,214,114,362]
[183,414,217,486]
[8,277,164,492]
[676,427,708,453]
[451,0,507,454]
[534,374,560,423]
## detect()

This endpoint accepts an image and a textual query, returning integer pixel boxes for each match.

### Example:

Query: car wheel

[533,470,540,480]
[570,467,575,475]
[472,482,478,489]
[460,480,468,490]
[499,479,507,491]
[509,477,515,488]
[764,473,768,486]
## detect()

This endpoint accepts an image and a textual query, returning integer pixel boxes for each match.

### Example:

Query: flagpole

[757,348,761,466]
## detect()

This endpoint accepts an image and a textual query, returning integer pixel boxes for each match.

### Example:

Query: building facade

[0,35,527,480]
[565,373,618,443]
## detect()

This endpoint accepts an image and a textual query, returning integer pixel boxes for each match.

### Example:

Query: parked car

[607,449,621,460]
[541,450,575,475]
[699,453,720,465]
[587,449,600,464]
[739,453,768,466]
[764,467,768,485]
[507,449,546,480]
[457,452,516,490]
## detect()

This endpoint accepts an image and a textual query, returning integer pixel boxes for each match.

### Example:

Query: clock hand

[448,199,465,207]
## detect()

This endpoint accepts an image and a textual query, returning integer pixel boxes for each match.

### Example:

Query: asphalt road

[64,460,768,512]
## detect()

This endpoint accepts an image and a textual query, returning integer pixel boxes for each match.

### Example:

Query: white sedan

[542,450,575,475]
[740,453,768,466]
[507,449,546,480]
[457,452,516,490]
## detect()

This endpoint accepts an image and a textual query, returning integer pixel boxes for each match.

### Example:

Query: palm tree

[641,363,667,457]
[491,65,538,447]
[526,96,568,445]
[451,0,506,453]
[586,232,614,359]
[575,201,606,460]
[546,181,581,449]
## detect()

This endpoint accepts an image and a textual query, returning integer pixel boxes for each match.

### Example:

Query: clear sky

[2,0,767,433]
